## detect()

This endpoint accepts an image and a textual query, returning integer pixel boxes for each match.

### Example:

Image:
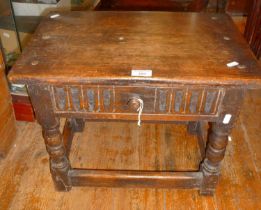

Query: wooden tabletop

[9,11,261,88]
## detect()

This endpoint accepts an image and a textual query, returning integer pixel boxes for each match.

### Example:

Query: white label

[131,70,152,77]
[50,14,60,19]
[223,114,232,124]
[227,61,239,68]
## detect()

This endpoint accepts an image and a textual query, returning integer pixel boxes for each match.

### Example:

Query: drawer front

[51,85,224,117]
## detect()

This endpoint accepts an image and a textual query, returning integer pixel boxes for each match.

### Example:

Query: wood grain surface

[0,89,260,209]
[8,11,261,87]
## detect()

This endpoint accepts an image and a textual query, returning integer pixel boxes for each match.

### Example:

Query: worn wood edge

[69,169,203,188]
[7,75,261,89]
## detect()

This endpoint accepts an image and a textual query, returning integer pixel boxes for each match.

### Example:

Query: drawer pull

[127,97,141,111]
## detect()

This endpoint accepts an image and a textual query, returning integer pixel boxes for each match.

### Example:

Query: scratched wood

[0,89,260,210]
[8,12,261,88]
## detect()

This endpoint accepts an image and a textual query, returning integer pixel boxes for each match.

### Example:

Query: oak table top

[9,11,261,87]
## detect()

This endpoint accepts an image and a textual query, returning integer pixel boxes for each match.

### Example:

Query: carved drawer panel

[51,85,223,116]
[171,88,221,115]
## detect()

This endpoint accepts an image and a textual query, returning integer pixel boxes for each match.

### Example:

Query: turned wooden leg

[187,121,199,135]
[43,119,72,191]
[28,85,72,191]
[200,122,228,195]
[200,89,244,195]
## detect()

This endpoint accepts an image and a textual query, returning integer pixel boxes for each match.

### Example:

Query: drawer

[51,85,224,117]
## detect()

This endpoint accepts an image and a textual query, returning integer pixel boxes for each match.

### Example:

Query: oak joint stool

[9,11,261,195]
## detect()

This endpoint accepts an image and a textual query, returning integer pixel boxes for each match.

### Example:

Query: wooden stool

[8,11,261,195]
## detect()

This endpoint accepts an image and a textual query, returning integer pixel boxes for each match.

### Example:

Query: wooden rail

[70,169,203,189]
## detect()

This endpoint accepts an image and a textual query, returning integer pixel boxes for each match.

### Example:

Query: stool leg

[200,122,228,195]
[43,120,72,191]
[200,88,244,195]
[28,85,72,191]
